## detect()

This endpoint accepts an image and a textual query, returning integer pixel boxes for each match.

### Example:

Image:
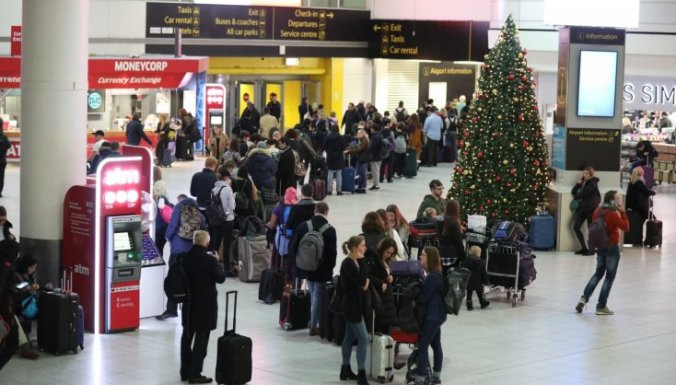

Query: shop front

[0,56,209,162]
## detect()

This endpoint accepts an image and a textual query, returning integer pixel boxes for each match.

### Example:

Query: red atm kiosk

[63,157,144,333]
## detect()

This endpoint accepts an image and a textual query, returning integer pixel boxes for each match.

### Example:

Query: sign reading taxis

[146,2,368,42]
[369,20,489,61]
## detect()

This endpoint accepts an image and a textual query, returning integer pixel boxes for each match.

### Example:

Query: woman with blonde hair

[625,166,655,244]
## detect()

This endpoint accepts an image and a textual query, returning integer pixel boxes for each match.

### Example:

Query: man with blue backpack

[575,190,629,316]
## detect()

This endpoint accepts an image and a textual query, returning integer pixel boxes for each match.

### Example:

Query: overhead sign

[11,26,21,56]
[0,57,209,89]
[369,20,489,61]
[145,2,369,42]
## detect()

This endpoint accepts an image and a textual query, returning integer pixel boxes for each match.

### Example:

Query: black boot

[466,300,474,311]
[357,369,370,385]
[340,365,357,381]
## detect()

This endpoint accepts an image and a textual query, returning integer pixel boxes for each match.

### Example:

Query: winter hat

[283,187,298,205]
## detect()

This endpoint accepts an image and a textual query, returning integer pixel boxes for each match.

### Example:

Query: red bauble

[486,198,493,205]
[505,182,511,188]
[491,211,497,218]
[533,159,540,166]
[463,190,470,196]
[509,168,516,176]
[523,48,528,55]
[507,73,515,81]
[471,117,478,123]
[518,114,525,121]
[479,205,485,212]
[477,152,484,159]
[533,105,539,110]
[464,131,471,139]
[503,209,510,215]
[463,151,469,157]
[458,140,465,148]
[522,140,529,147]
[522,75,528,82]
[495,176,502,182]
[533,183,539,190]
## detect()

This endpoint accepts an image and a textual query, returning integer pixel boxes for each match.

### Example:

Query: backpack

[163,253,190,303]
[443,268,472,315]
[240,215,266,237]
[205,186,228,226]
[587,210,610,252]
[275,205,293,256]
[234,180,250,212]
[394,135,407,154]
[395,108,407,123]
[295,221,331,272]
[177,204,202,240]
[378,136,390,159]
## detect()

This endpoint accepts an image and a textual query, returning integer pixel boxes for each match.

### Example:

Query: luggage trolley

[486,241,525,307]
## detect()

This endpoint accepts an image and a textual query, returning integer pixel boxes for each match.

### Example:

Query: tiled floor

[2,160,676,384]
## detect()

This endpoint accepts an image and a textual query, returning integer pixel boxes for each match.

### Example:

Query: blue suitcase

[341,166,356,193]
[529,214,555,250]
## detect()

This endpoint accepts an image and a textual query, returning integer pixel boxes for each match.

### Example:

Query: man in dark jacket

[267,92,282,121]
[324,125,346,195]
[0,126,11,197]
[276,137,297,199]
[190,157,219,212]
[341,103,360,133]
[180,230,226,384]
[632,140,659,170]
[289,202,336,336]
[125,113,153,146]
[180,109,199,161]
[368,125,384,191]
[240,102,261,135]
[243,144,277,192]
[298,97,311,122]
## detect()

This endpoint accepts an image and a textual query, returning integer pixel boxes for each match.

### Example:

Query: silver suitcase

[369,333,395,383]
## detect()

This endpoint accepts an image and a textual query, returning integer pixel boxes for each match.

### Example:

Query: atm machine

[105,215,142,333]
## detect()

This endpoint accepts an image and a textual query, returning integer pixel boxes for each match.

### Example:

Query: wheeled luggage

[279,280,311,330]
[486,241,536,307]
[319,278,337,341]
[258,256,284,304]
[528,214,555,250]
[313,178,327,201]
[160,141,175,167]
[403,147,418,178]
[341,165,356,194]
[643,165,655,190]
[175,135,190,160]
[38,291,80,355]
[644,197,662,248]
[624,210,644,245]
[215,291,253,385]
[369,320,395,383]
[238,235,271,283]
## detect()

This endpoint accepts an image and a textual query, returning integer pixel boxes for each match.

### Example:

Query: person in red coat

[575,190,629,316]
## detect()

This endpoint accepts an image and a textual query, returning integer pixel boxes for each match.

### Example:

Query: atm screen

[113,232,132,251]
[210,115,223,126]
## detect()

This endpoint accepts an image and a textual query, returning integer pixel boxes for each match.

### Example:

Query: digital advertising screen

[577,50,618,118]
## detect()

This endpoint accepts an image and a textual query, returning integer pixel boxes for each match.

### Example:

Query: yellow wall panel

[283,80,302,130]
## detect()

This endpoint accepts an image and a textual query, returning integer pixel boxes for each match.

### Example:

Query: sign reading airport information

[368,20,489,61]
[145,2,369,42]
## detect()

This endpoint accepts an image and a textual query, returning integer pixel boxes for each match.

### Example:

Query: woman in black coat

[275,137,297,198]
[368,238,398,334]
[437,199,466,273]
[626,167,656,245]
[339,235,370,385]
[571,166,601,255]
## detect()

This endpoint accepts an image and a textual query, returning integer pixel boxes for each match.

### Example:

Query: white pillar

[20,0,89,285]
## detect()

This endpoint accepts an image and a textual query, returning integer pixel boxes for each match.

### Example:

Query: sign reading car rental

[0,57,209,89]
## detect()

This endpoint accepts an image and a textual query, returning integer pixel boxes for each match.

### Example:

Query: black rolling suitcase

[215,291,252,385]
[175,135,190,161]
[38,291,80,355]
[319,277,338,341]
[403,147,417,178]
[258,249,285,304]
[279,279,310,331]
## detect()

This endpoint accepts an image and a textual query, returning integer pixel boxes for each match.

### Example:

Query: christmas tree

[448,15,551,226]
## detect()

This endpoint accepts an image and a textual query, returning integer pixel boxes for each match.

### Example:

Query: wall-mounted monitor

[577,50,618,118]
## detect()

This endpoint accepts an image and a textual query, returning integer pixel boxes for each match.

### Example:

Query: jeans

[582,244,621,308]
[572,209,594,250]
[356,162,368,189]
[417,319,443,378]
[327,169,342,194]
[342,319,369,370]
[180,327,211,379]
[369,160,381,187]
[307,281,325,328]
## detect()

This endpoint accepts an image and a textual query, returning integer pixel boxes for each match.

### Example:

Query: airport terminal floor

[3,160,676,385]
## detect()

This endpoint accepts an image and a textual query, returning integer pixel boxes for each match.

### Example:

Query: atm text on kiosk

[63,157,144,334]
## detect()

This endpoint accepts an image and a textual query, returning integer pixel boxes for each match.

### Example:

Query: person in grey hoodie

[209,167,236,267]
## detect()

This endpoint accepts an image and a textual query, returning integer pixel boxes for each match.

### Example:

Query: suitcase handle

[225,290,238,335]
[61,267,73,293]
